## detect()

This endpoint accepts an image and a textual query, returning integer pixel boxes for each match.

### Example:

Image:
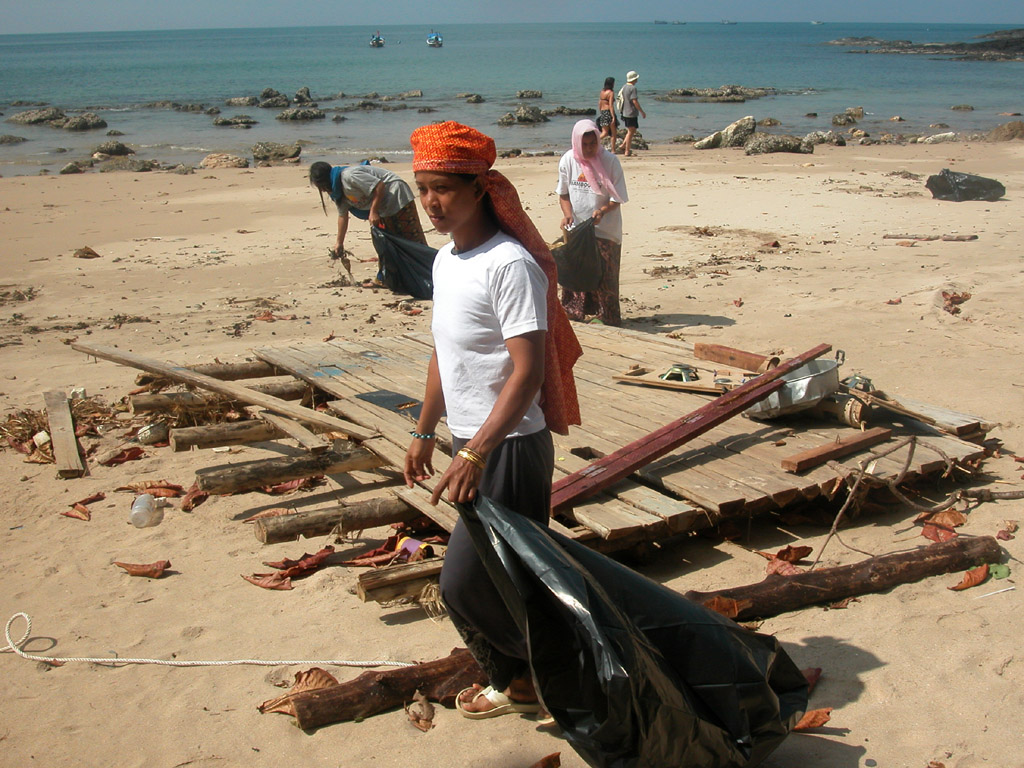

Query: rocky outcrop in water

[517,90,543,98]
[93,140,134,156]
[294,87,315,105]
[828,28,1024,61]
[258,89,290,108]
[6,107,107,131]
[99,157,158,172]
[801,130,846,149]
[59,160,90,174]
[656,85,780,103]
[542,106,596,117]
[465,94,485,104]
[988,121,1024,141]
[214,115,257,127]
[0,134,27,144]
[225,96,260,107]
[276,108,325,121]
[694,115,756,149]
[251,141,300,162]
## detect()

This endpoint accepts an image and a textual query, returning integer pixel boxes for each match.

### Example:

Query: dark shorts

[596,109,613,128]
[623,116,639,129]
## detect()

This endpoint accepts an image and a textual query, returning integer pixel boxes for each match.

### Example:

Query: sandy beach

[1,137,1022,768]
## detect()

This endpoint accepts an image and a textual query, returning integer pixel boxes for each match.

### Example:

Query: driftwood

[135,359,277,385]
[357,559,444,603]
[43,390,85,478]
[286,648,486,730]
[257,411,330,453]
[693,342,779,373]
[170,420,282,452]
[195,443,384,494]
[685,535,1002,621]
[130,376,308,414]
[254,496,417,544]
[551,343,831,512]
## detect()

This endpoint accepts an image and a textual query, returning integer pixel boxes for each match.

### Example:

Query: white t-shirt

[555,150,628,243]
[431,231,549,440]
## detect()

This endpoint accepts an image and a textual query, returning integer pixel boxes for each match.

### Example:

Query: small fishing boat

[426,30,443,47]
[370,31,385,48]
[811,20,825,25]
[721,20,737,25]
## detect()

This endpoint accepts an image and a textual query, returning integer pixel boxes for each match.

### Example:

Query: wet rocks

[694,115,757,149]
[514,105,548,123]
[517,90,543,98]
[213,114,257,127]
[951,104,974,111]
[987,121,1024,141]
[293,87,315,105]
[0,134,27,144]
[59,160,91,174]
[259,89,290,108]
[200,153,249,169]
[657,85,779,103]
[744,133,811,155]
[225,96,260,107]
[7,107,67,125]
[920,131,958,144]
[801,130,846,149]
[93,140,134,156]
[62,112,108,130]
[276,108,325,120]
[542,106,596,117]
[465,94,485,104]
[758,117,781,127]
[98,157,158,172]
[251,141,301,162]
[671,134,697,143]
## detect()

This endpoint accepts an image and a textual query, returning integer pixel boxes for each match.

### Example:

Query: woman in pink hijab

[555,119,629,325]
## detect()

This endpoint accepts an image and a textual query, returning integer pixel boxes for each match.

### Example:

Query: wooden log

[43,390,85,478]
[288,648,486,730]
[135,359,277,385]
[254,496,418,544]
[684,535,1003,621]
[550,344,831,512]
[694,343,780,373]
[72,343,374,441]
[195,443,384,494]
[357,559,444,603]
[781,427,892,473]
[130,376,308,414]
[169,420,282,452]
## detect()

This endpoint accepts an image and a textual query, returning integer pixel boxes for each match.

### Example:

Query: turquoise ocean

[1,22,1022,174]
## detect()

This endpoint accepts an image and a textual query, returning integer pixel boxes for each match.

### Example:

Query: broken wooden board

[43,390,85,478]
[256,411,330,454]
[781,427,893,473]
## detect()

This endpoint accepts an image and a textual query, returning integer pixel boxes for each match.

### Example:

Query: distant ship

[654,20,668,25]
[426,30,443,47]
[811,20,825,25]
[721,20,737,25]
[370,31,385,48]
[672,21,686,25]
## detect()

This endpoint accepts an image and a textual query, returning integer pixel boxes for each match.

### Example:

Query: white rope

[2,612,414,669]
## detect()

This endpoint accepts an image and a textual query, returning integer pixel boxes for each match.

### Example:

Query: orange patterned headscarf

[410,121,581,435]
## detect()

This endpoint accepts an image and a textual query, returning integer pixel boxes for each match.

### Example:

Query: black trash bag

[370,226,436,299]
[925,168,1006,202]
[457,497,808,768]
[551,217,603,292]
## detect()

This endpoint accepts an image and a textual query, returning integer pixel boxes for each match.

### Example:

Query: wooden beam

[170,420,282,452]
[136,359,277,385]
[130,376,308,414]
[356,559,444,603]
[781,427,892,473]
[72,343,374,441]
[257,411,330,454]
[253,496,418,544]
[43,390,85,478]
[550,344,832,512]
[693,343,780,373]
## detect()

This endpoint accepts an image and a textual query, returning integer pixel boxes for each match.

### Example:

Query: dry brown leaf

[702,596,745,619]
[115,481,185,496]
[74,491,106,505]
[258,667,339,715]
[997,520,1018,541]
[793,707,833,731]
[827,597,860,610]
[766,558,804,576]
[263,546,335,579]
[405,690,435,732]
[528,755,561,768]
[62,503,91,521]
[929,509,967,528]
[921,522,958,543]
[180,483,209,512]
[801,667,822,695]
[886,297,902,304]
[948,564,989,591]
[242,572,293,590]
[776,545,813,563]
[262,476,324,494]
[733,298,744,307]
[99,446,145,466]
[114,560,171,578]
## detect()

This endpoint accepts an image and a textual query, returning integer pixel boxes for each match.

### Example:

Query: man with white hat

[620,70,646,157]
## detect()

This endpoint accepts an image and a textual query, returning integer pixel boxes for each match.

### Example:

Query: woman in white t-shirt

[555,119,629,326]
[403,121,582,719]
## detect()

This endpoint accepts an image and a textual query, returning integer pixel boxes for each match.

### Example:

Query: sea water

[1,22,1021,174]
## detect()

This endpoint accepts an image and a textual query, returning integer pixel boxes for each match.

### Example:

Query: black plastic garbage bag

[458,497,808,768]
[926,168,1005,202]
[370,226,436,299]
[551,217,603,292]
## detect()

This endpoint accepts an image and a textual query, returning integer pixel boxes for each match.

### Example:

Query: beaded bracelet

[456,447,487,470]
[410,431,436,440]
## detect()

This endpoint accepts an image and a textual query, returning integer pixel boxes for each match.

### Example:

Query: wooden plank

[257,411,331,453]
[551,344,833,512]
[781,427,893,473]
[43,390,85,478]
[395,486,460,533]
[356,559,444,603]
[73,343,374,441]
[195,444,384,494]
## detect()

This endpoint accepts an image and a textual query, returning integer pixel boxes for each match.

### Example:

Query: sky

[0,0,1021,35]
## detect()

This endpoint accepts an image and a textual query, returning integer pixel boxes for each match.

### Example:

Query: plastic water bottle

[130,494,164,528]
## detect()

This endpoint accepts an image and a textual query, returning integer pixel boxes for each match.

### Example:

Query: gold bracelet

[456,447,487,470]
